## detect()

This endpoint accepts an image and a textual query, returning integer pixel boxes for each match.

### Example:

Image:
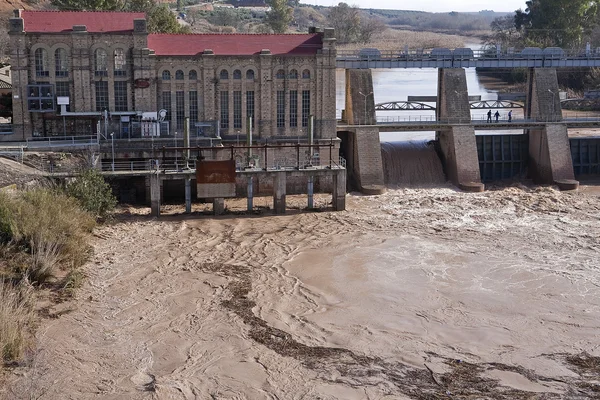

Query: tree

[51,0,122,11]
[207,8,242,28]
[515,0,598,48]
[488,14,523,49]
[265,0,293,33]
[51,0,189,34]
[358,15,385,44]
[146,4,190,33]
[327,2,360,44]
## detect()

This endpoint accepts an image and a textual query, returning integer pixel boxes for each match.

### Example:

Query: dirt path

[4,185,600,399]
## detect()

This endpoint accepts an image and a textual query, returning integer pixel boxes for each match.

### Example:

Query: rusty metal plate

[196,160,236,198]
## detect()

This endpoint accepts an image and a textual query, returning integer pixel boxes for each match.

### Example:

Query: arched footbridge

[374,100,525,111]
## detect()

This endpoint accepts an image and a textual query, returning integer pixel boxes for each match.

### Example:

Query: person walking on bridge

[494,110,500,122]
[487,110,492,123]
[508,110,512,122]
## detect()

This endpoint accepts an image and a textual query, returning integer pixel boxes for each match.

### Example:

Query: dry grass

[337,28,466,51]
[5,189,95,280]
[0,188,95,366]
[0,280,34,363]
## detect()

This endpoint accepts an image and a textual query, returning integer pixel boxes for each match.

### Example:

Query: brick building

[7,10,337,143]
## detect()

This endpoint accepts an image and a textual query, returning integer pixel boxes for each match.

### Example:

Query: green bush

[65,169,117,219]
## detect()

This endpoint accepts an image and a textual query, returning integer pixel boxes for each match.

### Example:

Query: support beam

[345,69,376,125]
[436,68,483,192]
[526,68,578,189]
[150,173,161,217]
[213,198,225,215]
[273,171,286,214]
[332,169,346,211]
[307,175,314,208]
[185,178,191,213]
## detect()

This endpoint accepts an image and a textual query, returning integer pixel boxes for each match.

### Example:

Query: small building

[6,10,337,142]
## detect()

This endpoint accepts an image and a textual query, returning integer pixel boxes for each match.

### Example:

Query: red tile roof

[148,33,323,56]
[21,11,145,33]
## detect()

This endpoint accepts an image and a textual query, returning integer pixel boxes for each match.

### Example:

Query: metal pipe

[247,116,253,167]
[307,175,314,208]
[185,178,191,213]
[247,176,253,211]
[184,118,190,169]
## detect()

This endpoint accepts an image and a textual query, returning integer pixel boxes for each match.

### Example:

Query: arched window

[233,69,242,79]
[162,70,171,80]
[54,48,68,77]
[95,48,108,76]
[276,69,285,79]
[35,48,49,77]
[302,69,311,79]
[219,69,229,80]
[175,70,184,80]
[246,69,255,80]
[289,69,298,79]
[189,70,197,80]
[114,48,126,76]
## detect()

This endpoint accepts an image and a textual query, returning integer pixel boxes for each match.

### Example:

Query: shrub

[0,280,33,362]
[0,192,14,244]
[4,188,95,282]
[65,169,117,219]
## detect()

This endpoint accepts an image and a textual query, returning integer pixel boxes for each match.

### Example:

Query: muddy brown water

[3,184,600,399]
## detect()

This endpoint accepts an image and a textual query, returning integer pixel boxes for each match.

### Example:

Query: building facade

[7,10,337,143]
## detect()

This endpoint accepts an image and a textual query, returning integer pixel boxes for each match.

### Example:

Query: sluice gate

[570,137,600,176]
[474,134,600,183]
[476,135,529,183]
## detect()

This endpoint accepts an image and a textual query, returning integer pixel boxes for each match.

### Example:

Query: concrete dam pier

[338,67,579,192]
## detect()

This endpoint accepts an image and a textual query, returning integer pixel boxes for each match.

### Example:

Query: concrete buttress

[436,68,484,191]
[344,69,385,194]
[525,68,578,190]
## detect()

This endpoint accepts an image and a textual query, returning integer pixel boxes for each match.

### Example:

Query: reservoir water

[336,67,503,142]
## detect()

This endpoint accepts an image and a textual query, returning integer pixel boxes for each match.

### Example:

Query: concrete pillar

[350,127,385,194]
[529,124,578,189]
[150,173,161,217]
[345,69,376,125]
[273,171,286,214]
[332,169,346,211]
[436,68,483,192]
[213,198,225,215]
[185,178,191,213]
[525,68,577,189]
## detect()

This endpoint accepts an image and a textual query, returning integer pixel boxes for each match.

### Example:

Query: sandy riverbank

[3,184,600,399]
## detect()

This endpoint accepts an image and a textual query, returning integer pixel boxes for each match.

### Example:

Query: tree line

[490,0,600,49]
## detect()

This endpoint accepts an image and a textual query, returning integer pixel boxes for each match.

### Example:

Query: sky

[308,0,527,13]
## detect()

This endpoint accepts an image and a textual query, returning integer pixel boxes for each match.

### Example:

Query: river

[3,52,600,400]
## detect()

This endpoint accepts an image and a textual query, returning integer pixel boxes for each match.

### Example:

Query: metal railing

[100,160,155,172]
[26,135,99,148]
[0,146,25,163]
[336,47,600,61]
[364,114,600,125]
[0,125,12,135]
[158,141,345,173]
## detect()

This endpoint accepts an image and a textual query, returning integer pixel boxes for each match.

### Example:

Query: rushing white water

[380,140,446,185]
